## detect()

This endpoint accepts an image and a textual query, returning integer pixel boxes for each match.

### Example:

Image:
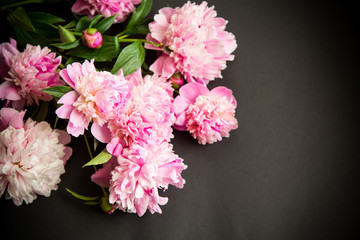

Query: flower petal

[69,108,88,128]
[179,82,208,104]
[55,104,75,119]
[91,122,111,143]
[0,81,21,101]
[210,86,237,107]
[106,137,123,157]
[67,121,85,137]
[0,107,24,130]
[149,54,176,79]
[57,91,78,105]
[56,129,72,145]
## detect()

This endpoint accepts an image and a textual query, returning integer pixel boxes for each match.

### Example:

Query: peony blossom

[174,82,238,144]
[92,141,187,217]
[145,1,237,84]
[72,0,142,23]
[0,108,72,206]
[56,60,131,138]
[0,40,63,109]
[105,72,176,155]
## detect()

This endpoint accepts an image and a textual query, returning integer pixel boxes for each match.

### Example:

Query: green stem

[59,63,65,69]
[83,133,107,196]
[54,116,59,129]
[72,32,83,36]
[1,0,42,10]
[83,133,94,160]
[118,38,147,43]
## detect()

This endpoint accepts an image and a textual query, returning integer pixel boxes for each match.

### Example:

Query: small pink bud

[83,28,103,49]
[170,73,185,89]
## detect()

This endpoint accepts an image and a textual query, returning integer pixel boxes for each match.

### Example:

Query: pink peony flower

[145,1,237,84]
[56,60,131,138]
[106,72,175,155]
[0,41,63,109]
[72,0,142,23]
[174,82,238,144]
[92,141,187,216]
[0,108,72,206]
[83,28,103,48]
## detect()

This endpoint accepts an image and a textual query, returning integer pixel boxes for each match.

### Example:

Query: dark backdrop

[1,0,359,239]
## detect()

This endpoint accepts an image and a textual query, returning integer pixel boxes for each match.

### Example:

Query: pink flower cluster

[72,0,142,23]
[0,1,239,216]
[145,1,237,84]
[56,60,186,216]
[0,108,72,205]
[0,39,63,109]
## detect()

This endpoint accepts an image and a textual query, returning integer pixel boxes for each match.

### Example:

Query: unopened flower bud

[83,28,103,49]
[100,196,115,214]
[170,73,185,89]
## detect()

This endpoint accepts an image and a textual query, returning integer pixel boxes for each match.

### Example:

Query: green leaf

[13,26,50,47]
[123,23,149,36]
[83,148,112,168]
[33,22,59,39]
[65,56,77,66]
[68,36,120,62]
[124,0,152,32]
[111,40,145,76]
[41,85,73,99]
[58,25,76,43]
[89,15,103,28]
[75,15,91,32]
[65,188,101,201]
[51,39,80,50]
[27,12,64,24]
[63,20,77,29]
[7,7,35,32]
[31,101,49,122]
[93,14,117,34]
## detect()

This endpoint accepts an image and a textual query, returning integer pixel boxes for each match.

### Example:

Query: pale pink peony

[92,141,187,217]
[0,40,63,109]
[56,60,131,138]
[106,72,175,155]
[0,108,72,206]
[174,82,238,144]
[145,1,237,84]
[72,0,142,23]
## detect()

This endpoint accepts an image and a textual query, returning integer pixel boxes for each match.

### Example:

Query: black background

[1,0,360,239]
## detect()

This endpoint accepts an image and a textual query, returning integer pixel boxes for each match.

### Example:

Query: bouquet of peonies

[0,0,237,216]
